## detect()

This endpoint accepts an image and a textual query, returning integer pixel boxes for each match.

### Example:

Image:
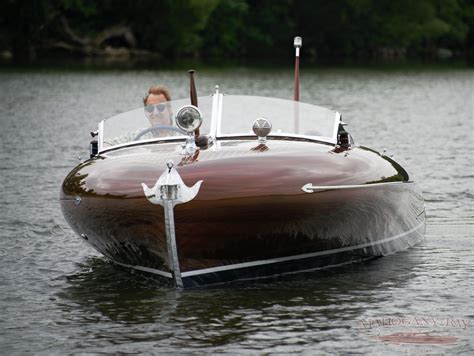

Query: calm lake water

[0,65,472,354]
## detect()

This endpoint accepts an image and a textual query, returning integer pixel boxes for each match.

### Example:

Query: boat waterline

[112,219,425,282]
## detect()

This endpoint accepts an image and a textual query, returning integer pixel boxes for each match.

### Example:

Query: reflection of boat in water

[60,38,425,288]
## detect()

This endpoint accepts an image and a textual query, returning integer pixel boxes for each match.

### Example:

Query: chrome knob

[252,118,272,143]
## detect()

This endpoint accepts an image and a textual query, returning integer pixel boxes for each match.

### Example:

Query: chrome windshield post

[331,112,342,145]
[97,120,104,153]
[209,85,220,138]
[216,92,223,137]
[209,85,223,149]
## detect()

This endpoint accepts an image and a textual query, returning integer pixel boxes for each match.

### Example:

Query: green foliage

[241,0,295,58]
[0,0,94,60]
[121,0,219,57]
[433,0,471,46]
[1,0,472,62]
[201,0,248,57]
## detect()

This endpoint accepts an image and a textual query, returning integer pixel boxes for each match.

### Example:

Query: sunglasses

[145,103,167,113]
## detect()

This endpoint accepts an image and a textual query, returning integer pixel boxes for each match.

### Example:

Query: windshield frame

[97,95,214,153]
[97,89,341,153]
[212,93,341,145]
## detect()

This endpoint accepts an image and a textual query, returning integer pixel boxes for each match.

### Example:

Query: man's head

[143,86,172,126]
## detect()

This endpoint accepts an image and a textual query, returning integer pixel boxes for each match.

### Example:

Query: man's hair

[143,86,172,105]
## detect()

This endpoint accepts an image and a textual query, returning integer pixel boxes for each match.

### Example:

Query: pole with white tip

[293,36,302,133]
[293,36,302,102]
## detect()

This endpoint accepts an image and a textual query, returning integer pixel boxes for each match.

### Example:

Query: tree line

[1,0,473,63]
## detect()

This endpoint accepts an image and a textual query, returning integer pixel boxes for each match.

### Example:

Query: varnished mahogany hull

[60,140,425,287]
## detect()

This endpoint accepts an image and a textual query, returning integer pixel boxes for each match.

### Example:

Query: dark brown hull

[60,139,425,287]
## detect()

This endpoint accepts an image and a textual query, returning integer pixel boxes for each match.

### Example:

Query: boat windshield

[101,96,213,149]
[219,95,338,143]
[99,93,339,151]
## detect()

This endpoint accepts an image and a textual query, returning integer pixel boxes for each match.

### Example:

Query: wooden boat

[60,39,425,288]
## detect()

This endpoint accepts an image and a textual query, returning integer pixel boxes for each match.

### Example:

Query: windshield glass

[101,96,213,149]
[100,94,339,150]
[219,95,338,143]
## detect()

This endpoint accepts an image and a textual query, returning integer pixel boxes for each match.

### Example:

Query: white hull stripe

[181,219,425,277]
[200,257,374,287]
[112,219,424,280]
[114,261,173,278]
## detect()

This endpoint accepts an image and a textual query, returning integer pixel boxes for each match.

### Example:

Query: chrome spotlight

[175,105,203,133]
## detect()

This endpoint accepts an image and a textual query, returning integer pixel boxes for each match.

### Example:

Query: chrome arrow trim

[302,181,410,193]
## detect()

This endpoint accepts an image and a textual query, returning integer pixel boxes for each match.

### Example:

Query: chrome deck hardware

[142,160,203,288]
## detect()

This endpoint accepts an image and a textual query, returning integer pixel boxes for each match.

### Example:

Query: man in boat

[104,86,176,147]
[143,86,173,127]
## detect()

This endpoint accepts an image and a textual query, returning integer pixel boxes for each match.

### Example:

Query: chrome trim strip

[98,120,104,152]
[208,258,374,286]
[217,132,335,144]
[100,132,335,154]
[99,135,187,154]
[216,93,223,136]
[332,111,341,144]
[114,261,173,278]
[209,91,219,137]
[180,220,425,277]
[164,200,183,288]
[302,181,411,193]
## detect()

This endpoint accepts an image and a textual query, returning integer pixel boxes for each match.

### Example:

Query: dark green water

[0,66,472,354]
